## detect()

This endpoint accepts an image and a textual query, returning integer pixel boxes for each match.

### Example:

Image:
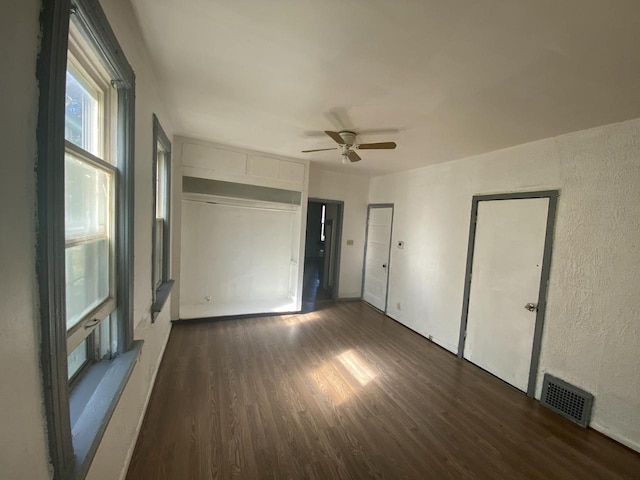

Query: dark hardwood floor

[126,301,640,479]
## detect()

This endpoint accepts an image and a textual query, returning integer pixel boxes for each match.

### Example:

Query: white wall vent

[540,374,594,428]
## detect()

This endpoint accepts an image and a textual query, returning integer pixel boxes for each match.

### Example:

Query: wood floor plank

[126,301,640,480]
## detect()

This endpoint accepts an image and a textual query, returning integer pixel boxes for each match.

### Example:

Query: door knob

[524,303,538,312]
[382,264,387,268]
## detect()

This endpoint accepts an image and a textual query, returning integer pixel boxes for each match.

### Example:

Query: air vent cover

[540,374,593,427]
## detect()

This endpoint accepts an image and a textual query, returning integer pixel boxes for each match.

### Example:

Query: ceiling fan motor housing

[339,131,356,146]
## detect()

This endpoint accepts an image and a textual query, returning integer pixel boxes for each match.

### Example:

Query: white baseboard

[384,312,458,355]
[590,421,640,453]
[337,296,362,302]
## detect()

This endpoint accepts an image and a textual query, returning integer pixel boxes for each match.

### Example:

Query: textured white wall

[369,117,640,451]
[0,0,53,478]
[308,166,370,298]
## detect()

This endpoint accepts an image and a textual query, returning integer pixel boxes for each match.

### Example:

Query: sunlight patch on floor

[335,349,377,386]
[309,349,378,405]
[310,362,355,405]
[282,312,320,326]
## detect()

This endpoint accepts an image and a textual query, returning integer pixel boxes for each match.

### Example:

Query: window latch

[84,318,101,329]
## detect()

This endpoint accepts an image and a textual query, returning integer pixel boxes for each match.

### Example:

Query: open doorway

[303,199,343,311]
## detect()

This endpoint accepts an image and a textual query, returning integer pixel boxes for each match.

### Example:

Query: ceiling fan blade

[356,142,397,150]
[301,148,338,153]
[347,150,361,162]
[324,131,344,145]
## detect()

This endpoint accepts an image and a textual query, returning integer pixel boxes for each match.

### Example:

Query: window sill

[151,279,174,322]
[70,340,143,479]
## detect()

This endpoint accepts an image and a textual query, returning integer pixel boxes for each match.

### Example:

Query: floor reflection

[335,349,377,386]
[310,362,354,406]
[310,348,378,406]
[282,312,320,326]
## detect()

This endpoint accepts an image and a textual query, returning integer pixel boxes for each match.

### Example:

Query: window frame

[36,1,138,478]
[150,114,174,321]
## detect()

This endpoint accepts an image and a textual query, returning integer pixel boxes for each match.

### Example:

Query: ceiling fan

[302,130,397,163]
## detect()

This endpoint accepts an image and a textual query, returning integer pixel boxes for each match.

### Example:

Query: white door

[363,206,393,311]
[464,198,549,392]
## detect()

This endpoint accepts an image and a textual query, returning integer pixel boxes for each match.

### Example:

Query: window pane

[320,204,326,242]
[65,69,100,156]
[97,314,114,360]
[109,311,119,357]
[66,238,109,330]
[153,218,164,288]
[65,149,113,330]
[67,339,88,380]
[65,153,110,240]
[156,148,166,218]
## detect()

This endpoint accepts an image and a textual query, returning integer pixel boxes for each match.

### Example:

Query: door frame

[307,198,344,301]
[457,190,559,397]
[361,203,395,312]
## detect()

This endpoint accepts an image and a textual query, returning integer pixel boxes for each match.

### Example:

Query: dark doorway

[302,199,343,312]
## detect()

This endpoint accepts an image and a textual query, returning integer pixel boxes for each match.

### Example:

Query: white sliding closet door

[180,199,297,319]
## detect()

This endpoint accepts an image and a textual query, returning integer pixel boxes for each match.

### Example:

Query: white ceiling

[131,0,640,176]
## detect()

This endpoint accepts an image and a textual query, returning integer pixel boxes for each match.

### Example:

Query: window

[153,145,166,289]
[151,115,173,320]
[36,1,139,478]
[320,203,327,242]
[65,32,119,379]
